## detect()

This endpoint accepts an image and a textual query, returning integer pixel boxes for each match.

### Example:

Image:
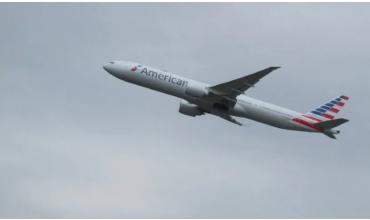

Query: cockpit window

[109,61,115,64]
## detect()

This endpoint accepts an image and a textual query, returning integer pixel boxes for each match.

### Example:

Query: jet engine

[179,100,203,117]
[185,82,209,97]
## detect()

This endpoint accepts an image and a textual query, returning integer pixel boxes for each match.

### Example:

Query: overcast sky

[1,3,370,218]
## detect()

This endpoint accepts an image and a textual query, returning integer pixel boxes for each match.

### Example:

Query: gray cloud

[0,3,370,218]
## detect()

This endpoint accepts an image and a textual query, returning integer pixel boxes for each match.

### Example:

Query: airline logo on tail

[293,95,350,138]
[308,95,349,120]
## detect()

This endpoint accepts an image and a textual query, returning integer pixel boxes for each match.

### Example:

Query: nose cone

[103,64,108,71]
[103,62,121,78]
[103,62,113,73]
[103,61,129,78]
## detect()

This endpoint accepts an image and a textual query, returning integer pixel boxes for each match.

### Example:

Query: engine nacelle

[185,82,209,97]
[179,100,203,117]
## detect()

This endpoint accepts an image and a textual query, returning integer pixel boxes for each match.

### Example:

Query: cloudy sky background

[0,3,369,218]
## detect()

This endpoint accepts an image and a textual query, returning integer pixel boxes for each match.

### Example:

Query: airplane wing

[204,66,280,107]
[209,66,280,97]
[210,107,243,126]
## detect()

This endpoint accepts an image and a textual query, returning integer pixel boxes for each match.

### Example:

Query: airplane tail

[315,118,349,130]
[314,118,349,139]
[305,95,349,121]
[300,95,350,139]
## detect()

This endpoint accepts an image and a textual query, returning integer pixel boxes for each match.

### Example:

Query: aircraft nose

[103,61,114,73]
[103,64,110,72]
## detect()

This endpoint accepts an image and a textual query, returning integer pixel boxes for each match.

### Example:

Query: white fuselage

[103,61,316,132]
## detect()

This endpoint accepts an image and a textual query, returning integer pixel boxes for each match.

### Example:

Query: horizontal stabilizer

[324,132,337,139]
[315,118,349,130]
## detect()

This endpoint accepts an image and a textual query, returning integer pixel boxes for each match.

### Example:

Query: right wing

[209,66,280,99]
[204,66,280,107]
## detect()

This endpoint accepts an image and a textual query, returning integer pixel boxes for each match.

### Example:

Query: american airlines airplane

[103,61,349,139]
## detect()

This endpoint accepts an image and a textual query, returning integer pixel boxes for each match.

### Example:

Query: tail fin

[306,95,349,121]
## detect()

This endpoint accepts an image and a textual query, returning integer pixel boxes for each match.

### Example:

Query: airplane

[103,61,349,139]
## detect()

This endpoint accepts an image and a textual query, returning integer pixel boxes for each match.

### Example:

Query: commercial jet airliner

[103,61,349,139]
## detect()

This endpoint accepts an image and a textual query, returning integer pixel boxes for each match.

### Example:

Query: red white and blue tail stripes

[307,95,349,120]
[293,95,350,132]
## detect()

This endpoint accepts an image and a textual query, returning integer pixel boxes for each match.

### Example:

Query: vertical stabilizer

[306,95,349,121]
